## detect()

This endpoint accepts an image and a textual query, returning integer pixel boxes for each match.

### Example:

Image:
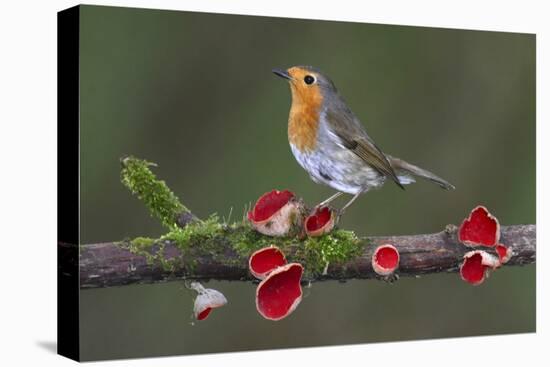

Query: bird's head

[272,65,337,107]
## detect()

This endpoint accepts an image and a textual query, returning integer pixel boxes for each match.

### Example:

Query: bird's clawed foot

[334,208,346,221]
[337,192,362,215]
[314,191,364,219]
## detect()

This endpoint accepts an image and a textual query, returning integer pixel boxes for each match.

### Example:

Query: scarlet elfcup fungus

[371,244,400,276]
[305,206,337,237]
[256,263,303,321]
[458,206,500,247]
[190,282,227,321]
[495,244,513,265]
[247,190,306,237]
[249,246,287,279]
[459,250,500,286]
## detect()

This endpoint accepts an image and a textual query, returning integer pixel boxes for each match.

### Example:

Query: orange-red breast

[273,65,455,213]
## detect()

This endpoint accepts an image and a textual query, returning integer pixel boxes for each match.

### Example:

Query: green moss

[120,237,179,272]
[131,236,156,247]
[163,216,362,278]
[120,156,187,229]
[230,224,281,256]
[121,217,364,278]
[121,237,160,266]
[226,224,363,278]
[161,214,222,249]
[296,230,363,278]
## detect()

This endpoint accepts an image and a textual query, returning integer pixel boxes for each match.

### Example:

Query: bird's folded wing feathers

[326,109,405,189]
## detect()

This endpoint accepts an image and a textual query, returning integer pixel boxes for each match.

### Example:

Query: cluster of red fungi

[246,189,337,238]
[193,190,513,321]
[249,246,303,320]
[458,206,512,285]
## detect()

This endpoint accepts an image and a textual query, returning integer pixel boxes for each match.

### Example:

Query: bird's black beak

[272,68,292,80]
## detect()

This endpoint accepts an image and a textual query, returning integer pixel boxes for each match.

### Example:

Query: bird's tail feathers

[388,156,455,190]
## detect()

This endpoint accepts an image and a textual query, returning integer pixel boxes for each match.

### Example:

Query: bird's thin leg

[317,192,344,208]
[338,191,364,215]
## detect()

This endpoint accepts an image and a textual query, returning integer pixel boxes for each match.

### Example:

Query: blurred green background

[78,5,535,361]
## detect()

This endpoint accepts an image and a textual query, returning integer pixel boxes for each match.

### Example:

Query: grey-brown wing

[325,108,404,190]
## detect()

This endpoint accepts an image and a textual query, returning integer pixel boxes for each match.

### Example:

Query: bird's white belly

[289,143,385,195]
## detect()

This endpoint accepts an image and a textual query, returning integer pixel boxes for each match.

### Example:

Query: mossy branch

[72,157,536,288]
[75,224,535,288]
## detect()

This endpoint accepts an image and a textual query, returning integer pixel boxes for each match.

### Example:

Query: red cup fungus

[190,282,227,321]
[458,206,500,247]
[305,206,337,237]
[372,244,400,276]
[247,190,306,237]
[249,246,287,279]
[256,263,303,321]
[459,250,500,286]
[495,244,512,265]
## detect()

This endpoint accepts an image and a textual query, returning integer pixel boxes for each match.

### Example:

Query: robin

[273,65,455,214]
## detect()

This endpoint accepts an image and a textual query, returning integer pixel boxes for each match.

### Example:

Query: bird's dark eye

[304,75,315,85]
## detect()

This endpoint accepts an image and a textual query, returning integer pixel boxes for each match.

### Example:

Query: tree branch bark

[74,224,535,289]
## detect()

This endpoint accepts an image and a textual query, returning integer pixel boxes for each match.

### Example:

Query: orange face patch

[286,67,323,152]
